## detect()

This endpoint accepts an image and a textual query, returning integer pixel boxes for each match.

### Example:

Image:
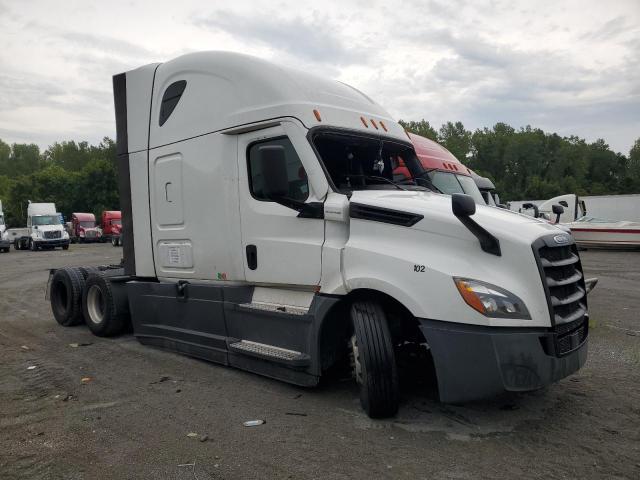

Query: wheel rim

[87,285,105,325]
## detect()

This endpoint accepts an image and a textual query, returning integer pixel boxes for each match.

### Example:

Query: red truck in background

[70,213,102,243]
[404,133,486,203]
[101,210,122,246]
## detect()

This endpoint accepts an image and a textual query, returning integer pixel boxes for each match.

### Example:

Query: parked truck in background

[0,200,10,252]
[403,133,486,203]
[4,202,70,251]
[49,52,589,418]
[70,212,103,243]
[101,210,122,246]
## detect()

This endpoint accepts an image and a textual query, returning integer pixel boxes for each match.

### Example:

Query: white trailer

[5,202,70,251]
[49,52,589,417]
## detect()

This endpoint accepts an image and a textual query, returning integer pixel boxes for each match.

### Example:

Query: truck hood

[349,190,564,246]
[343,190,569,327]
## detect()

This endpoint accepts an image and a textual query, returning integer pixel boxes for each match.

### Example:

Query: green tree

[438,121,471,162]
[398,119,438,141]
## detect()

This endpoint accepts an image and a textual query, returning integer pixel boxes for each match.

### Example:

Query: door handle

[165,182,173,203]
[246,245,257,270]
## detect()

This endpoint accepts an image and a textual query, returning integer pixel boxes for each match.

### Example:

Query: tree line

[1,123,638,226]
[0,138,119,227]
[399,120,640,201]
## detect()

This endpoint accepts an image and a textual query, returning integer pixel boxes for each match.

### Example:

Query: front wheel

[29,239,38,251]
[62,244,69,250]
[350,300,399,418]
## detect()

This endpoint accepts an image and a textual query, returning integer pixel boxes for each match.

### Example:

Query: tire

[111,237,118,247]
[50,267,86,326]
[82,272,128,337]
[350,300,399,418]
[62,244,69,250]
[29,238,38,251]
[78,266,100,279]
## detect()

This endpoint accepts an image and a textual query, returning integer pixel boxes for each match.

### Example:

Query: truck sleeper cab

[49,52,588,418]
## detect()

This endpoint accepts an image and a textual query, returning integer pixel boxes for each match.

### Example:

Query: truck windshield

[0,215,4,225]
[312,131,433,192]
[79,221,96,228]
[428,171,485,204]
[110,219,121,226]
[32,215,61,226]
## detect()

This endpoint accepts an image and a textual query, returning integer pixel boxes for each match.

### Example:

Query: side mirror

[552,204,564,224]
[559,200,568,207]
[34,225,38,230]
[258,145,289,198]
[523,202,540,218]
[452,193,476,217]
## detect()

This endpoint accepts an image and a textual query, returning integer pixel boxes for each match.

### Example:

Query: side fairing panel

[148,132,244,281]
[128,150,155,277]
[125,63,160,154]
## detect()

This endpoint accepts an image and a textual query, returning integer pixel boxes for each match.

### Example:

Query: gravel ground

[0,244,639,479]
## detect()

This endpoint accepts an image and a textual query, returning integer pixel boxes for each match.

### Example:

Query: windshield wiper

[346,174,409,191]
[412,170,443,194]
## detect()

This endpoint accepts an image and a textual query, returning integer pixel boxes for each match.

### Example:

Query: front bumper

[418,318,588,403]
[34,239,70,247]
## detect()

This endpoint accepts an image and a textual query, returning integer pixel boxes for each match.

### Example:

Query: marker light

[313,109,322,122]
[370,119,379,130]
[360,116,369,128]
[380,121,388,132]
[453,278,531,319]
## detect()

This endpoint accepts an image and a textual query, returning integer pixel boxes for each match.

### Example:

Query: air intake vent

[533,235,588,356]
[350,203,423,227]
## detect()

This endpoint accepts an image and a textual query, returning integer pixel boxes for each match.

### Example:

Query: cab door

[237,125,325,286]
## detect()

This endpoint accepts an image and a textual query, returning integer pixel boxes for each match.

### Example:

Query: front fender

[341,217,551,328]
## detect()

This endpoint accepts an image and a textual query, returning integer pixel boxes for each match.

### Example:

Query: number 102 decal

[413,264,426,273]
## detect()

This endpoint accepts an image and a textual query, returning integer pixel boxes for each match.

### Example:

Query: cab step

[228,340,310,366]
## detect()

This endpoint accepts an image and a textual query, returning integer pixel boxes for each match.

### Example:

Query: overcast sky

[1,0,638,154]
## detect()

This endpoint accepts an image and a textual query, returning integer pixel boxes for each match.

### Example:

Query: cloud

[193,10,367,65]
[0,0,638,155]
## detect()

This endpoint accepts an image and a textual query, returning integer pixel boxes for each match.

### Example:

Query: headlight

[453,278,531,319]
[62,231,69,239]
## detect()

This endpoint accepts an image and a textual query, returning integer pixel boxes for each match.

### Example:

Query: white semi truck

[4,202,70,251]
[49,52,589,418]
[0,200,9,252]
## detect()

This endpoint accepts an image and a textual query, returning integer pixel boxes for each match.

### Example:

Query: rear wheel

[350,300,399,418]
[82,272,128,337]
[78,266,99,279]
[50,268,86,326]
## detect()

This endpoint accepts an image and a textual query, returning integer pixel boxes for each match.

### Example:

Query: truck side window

[247,137,309,202]
[159,80,187,126]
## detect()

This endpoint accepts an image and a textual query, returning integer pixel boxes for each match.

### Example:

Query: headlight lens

[453,278,531,319]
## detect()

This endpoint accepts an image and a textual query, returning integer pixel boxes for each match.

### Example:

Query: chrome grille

[44,230,62,239]
[533,236,588,356]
